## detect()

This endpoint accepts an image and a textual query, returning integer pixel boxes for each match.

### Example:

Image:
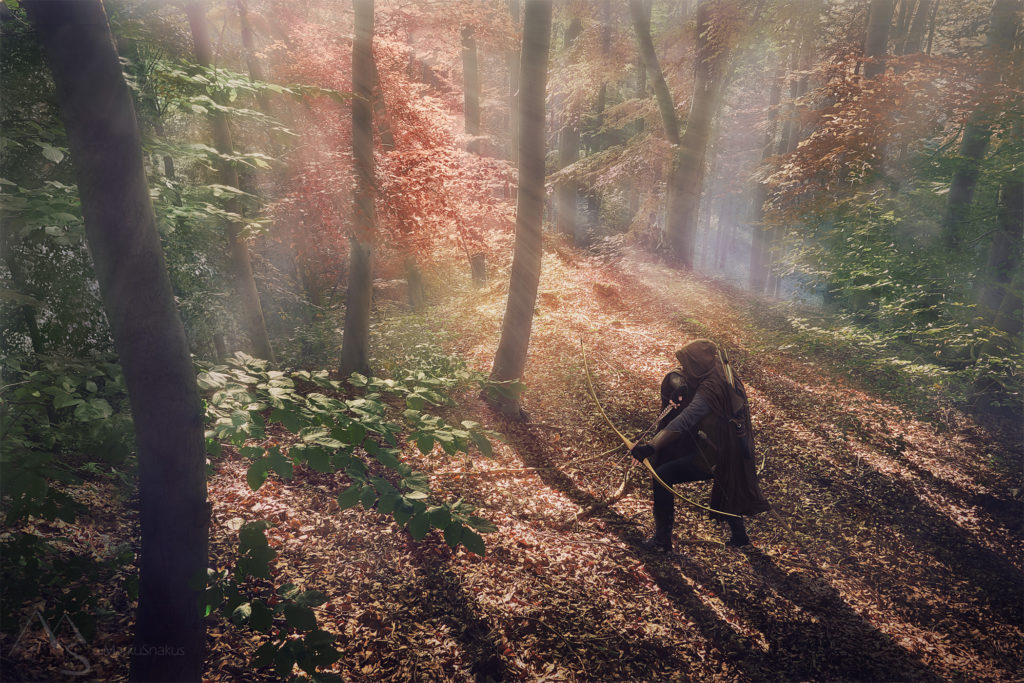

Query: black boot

[725,516,750,547]
[642,505,674,553]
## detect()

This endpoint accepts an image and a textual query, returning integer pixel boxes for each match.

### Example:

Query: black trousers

[652,450,713,517]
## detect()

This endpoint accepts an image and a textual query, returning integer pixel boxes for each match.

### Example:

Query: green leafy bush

[199,353,502,555]
[0,354,136,639]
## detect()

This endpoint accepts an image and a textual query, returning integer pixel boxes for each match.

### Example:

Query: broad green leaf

[336,484,362,510]
[374,448,401,470]
[278,583,300,600]
[252,642,278,668]
[247,459,269,491]
[428,506,450,529]
[270,407,301,433]
[295,590,328,608]
[249,600,274,632]
[407,512,429,540]
[267,449,293,479]
[443,521,463,548]
[392,502,413,526]
[467,515,497,533]
[378,492,399,515]
[416,434,434,454]
[471,431,493,457]
[348,421,366,444]
[461,528,486,556]
[53,392,83,410]
[41,143,64,164]
[274,643,296,678]
[305,448,331,473]
[284,604,317,631]
[238,521,270,550]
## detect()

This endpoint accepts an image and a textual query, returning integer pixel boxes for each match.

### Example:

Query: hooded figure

[630,339,770,551]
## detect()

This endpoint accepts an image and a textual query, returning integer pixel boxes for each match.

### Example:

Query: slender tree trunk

[864,0,894,79]
[902,0,932,53]
[556,124,580,241]
[629,2,652,219]
[186,1,275,361]
[748,73,783,291]
[977,169,1023,331]
[764,11,817,292]
[586,2,611,229]
[237,0,271,113]
[340,0,376,378]
[990,274,1023,345]
[631,0,730,267]
[925,0,940,54]
[405,257,426,311]
[892,0,915,54]
[556,18,582,244]
[629,0,680,144]
[665,0,730,267]
[489,0,552,414]
[943,0,1019,249]
[508,0,521,164]
[24,2,207,681]
[153,120,176,180]
[462,25,481,154]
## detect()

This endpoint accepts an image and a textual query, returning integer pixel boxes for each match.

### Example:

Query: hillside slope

[200,245,1022,681]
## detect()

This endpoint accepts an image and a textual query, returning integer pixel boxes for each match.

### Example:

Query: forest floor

[6,242,1023,682]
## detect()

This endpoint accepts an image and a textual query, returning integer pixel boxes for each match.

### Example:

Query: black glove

[631,444,655,462]
[669,385,689,405]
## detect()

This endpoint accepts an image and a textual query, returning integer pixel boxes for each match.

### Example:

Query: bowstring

[581,340,740,519]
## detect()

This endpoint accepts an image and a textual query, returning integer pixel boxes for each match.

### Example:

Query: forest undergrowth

[5,243,1022,682]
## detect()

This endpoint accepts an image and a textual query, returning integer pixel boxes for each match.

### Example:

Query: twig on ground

[433,466,556,477]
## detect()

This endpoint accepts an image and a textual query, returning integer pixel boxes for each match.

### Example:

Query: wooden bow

[580,340,740,518]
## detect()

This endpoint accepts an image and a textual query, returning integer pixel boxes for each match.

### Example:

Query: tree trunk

[925,0,940,54]
[586,1,611,231]
[892,0,915,55]
[556,18,582,244]
[863,0,894,79]
[340,0,376,378]
[977,170,1023,333]
[406,258,426,311]
[489,0,552,414]
[990,274,1023,346]
[629,0,680,145]
[186,1,275,361]
[471,252,488,287]
[556,124,579,242]
[747,72,783,291]
[237,0,272,113]
[24,2,208,681]
[463,25,481,154]
[508,0,521,163]
[942,0,1019,249]
[902,0,931,53]
[664,0,730,267]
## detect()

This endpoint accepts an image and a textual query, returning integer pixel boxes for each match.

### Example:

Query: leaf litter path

[201,244,1023,682]
[15,244,1016,682]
